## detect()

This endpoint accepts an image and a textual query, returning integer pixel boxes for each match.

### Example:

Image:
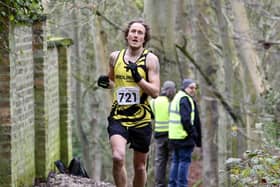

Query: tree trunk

[90,12,112,181]
[174,0,193,80]
[71,0,91,167]
[144,0,181,84]
[190,0,219,186]
[214,0,239,186]
[231,0,264,151]
[232,1,266,95]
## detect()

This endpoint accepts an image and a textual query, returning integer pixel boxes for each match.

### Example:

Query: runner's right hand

[97,75,110,88]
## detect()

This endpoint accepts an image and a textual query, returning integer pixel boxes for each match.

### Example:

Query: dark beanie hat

[182,79,195,89]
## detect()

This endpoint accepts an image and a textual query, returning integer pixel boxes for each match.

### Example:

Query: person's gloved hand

[125,61,142,83]
[97,75,110,88]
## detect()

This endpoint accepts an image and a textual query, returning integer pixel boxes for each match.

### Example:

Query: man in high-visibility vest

[168,79,202,187]
[150,80,176,187]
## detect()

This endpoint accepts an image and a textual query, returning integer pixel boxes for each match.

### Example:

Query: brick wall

[56,42,73,165]
[0,17,12,187]
[0,19,73,187]
[9,24,35,187]
[34,20,61,179]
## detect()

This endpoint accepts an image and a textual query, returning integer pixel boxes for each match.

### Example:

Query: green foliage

[261,90,280,147]
[0,0,44,54]
[263,89,280,114]
[0,0,43,24]
[227,149,280,186]
[263,121,280,147]
[134,0,144,12]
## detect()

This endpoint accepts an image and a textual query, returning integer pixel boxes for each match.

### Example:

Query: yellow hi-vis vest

[150,96,170,132]
[168,90,195,140]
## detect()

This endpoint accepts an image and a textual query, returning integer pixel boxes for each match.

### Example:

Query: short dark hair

[124,19,151,47]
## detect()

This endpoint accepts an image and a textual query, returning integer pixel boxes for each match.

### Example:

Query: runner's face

[126,23,146,49]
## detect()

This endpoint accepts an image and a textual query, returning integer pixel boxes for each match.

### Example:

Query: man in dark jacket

[168,79,202,187]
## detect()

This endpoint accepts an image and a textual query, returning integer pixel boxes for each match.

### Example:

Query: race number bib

[116,87,140,105]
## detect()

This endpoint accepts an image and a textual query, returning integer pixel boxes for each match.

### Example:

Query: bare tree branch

[175,42,246,127]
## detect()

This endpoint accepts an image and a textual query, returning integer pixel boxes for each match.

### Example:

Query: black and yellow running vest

[110,49,153,128]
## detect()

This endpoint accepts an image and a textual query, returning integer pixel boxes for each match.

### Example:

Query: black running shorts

[107,118,152,153]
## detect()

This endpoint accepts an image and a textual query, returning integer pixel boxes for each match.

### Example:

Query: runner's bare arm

[137,53,160,98]
[107,51,119,89]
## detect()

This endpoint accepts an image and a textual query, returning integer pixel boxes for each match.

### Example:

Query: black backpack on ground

[55,157,89,178]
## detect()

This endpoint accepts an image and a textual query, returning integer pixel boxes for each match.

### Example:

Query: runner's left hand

[125,61,142,83]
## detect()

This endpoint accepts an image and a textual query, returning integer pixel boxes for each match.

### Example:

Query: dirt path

[188,160,203,187]
[34,154,202,187]
[34,173,115,187]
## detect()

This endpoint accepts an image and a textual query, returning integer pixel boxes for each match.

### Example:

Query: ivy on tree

[0,0,43,24]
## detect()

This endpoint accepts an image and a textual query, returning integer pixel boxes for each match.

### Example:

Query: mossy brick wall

[0,19,73,187]
[0,24,35,187]
[55,40,73,165]
[33,20,61,179]
[0,17,12,187]
[34,22,73,179]
[11,25,35,186]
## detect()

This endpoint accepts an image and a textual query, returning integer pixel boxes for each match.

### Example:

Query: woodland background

[41,0,279,186]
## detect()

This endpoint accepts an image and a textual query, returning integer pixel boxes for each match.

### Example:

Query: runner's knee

[134,163,146,173]
[112,151,125,166]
